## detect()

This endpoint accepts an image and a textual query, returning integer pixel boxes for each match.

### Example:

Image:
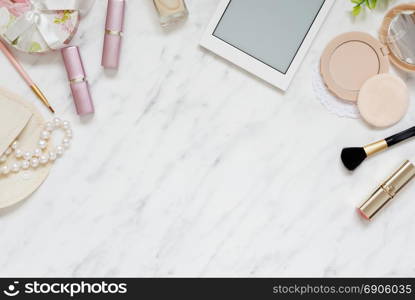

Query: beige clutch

[0,88,52,209]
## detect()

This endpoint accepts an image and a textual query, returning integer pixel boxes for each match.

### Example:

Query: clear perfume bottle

[153,0,188,27]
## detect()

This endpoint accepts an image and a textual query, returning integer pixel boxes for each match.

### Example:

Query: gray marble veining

[1,0,415,277]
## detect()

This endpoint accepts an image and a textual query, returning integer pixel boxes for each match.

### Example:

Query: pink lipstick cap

[102,0,125,69]
[61,46,94,116]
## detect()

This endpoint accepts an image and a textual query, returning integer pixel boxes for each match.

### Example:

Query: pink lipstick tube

[102,0,125,69]
[61,46,95,116]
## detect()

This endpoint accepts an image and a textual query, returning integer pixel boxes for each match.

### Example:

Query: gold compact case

[358,160,415,220]
[380,3,415,72]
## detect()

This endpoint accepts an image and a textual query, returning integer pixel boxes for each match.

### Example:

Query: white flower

[0,7,10,34]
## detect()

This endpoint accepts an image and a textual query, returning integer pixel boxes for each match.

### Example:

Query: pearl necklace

[0,118,72,176]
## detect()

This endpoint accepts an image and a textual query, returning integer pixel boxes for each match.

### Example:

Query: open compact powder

[321,32,389,101]
[358,74,409,128]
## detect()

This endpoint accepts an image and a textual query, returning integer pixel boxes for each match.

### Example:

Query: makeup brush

[0,40,55,113]
[341,126,415,171]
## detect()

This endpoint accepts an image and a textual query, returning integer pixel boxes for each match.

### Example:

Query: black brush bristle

[341,147,367,171]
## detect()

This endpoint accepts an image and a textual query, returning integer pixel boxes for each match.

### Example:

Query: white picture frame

[200,0,335,91]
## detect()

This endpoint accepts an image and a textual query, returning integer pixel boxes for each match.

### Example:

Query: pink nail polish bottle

[102,0,125,69]
[61,46,95,116]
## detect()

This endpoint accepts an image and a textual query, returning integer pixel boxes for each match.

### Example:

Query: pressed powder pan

[320,32,390,101]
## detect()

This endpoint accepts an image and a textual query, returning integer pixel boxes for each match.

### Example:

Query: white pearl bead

[21,160,30,170]
[39,154,49,165]
[56,145,64,156]
[33,148,42,157]
[49,151,57,161]
[15,149,23,158]
[62,120,70,129]
[23,151,32,160]
[30,158,39,168]
[52,117,62,128]
[44,122,54,132]
[38,140,47,150]
[0,120,73,177]
[62,139,70,149]
[40,130,50,140]
[1,165,9,175]
[11,141,19,150]
[65,129,73,138]
[11,162,20,172]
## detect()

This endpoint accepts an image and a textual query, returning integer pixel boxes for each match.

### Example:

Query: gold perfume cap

[358,160,415,220]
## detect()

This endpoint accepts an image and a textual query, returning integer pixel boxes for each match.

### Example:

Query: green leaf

[368,0,377,9]
[352,5,362,16]
[350,0,385,15]
[29,42,42,53]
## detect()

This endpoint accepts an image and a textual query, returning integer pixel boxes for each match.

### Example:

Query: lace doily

[312,63,360,119]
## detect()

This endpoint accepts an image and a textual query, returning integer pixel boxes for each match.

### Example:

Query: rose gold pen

[0,40,55,113]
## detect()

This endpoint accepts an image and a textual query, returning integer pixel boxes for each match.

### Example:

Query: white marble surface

[1,0,415,277]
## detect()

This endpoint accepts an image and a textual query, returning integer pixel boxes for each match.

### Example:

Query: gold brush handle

[363,140,388,156]
[30,85,55,113]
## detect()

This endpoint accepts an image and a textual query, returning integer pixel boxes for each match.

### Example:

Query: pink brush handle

[0,39,34,86]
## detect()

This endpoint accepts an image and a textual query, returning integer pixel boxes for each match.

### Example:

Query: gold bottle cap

[358,160,415,220]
